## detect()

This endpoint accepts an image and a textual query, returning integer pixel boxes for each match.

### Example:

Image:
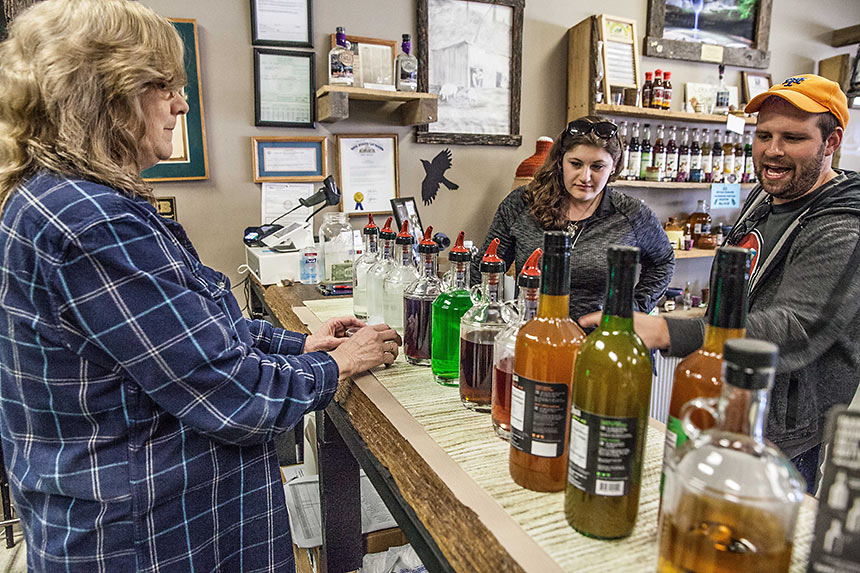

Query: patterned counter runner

[303,298,815,572]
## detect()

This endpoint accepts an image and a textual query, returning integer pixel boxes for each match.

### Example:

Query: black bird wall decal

[421,148,459,205]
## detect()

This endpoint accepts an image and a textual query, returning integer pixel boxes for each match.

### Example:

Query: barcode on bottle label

[595,479,625,496]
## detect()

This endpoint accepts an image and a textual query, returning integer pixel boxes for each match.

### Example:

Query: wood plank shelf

[595,103,756,125]
[316,85,438,125]
[674,248,716,259]
[831,24,860,47]
[613,180,756,190]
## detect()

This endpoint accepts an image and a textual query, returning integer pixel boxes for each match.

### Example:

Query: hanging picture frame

[250,0,313,48]
[252,136,326,182]
[643,0,772,69]
[142,18,210,182]
[336,134,399,216]
[254,48,316,128]
[740,71,772,104]
[416,0,524,146]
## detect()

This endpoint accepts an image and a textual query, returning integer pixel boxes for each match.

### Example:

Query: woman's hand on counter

[304,316,367,353]
[329,323,403,380]
[579,310,671,350]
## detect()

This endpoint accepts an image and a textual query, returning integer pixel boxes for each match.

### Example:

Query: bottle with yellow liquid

[509,232,585,492]
[564,245,653,539]
[661,246,751,496]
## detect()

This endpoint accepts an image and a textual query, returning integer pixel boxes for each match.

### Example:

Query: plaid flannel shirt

[0,172,339,571]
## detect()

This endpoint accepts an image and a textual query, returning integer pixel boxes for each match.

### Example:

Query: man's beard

[755,142,826,202]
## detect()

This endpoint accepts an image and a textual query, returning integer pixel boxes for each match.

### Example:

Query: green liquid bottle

[565,245,653,539]
[431,231,473,386]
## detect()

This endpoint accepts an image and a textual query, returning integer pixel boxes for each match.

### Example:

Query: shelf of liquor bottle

[613,180,756,190]
[594,103,756,125]
[674,248,716,259]
[316,85,438,125]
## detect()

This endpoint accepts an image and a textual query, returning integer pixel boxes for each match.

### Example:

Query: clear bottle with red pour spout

[403,226,442,366]
[353,213,379,320]
[383,221,419,336]
[431,231,473,386]
[492,248,542,439]
[366,216,395,324]
[459,238,508,412]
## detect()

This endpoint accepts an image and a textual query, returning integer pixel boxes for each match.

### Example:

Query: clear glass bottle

[702,133,713,183]
[431,232,473,386]
[383,221,419,336]
[565,246,653,539]
[662,71,672,110]
[510,232,586,492]
[403,226,443,366]
[652,69,664,109]
[689,128,703,183]
[714,63,730,115]
[665,126,679,182]
[492,248,542,440]
[459,238,508,412]
[353,214,379,320]
[689,199,712,246]
[743,131,756,183]
[366,217,396,324]
[711,129,725,183]
[395,33,418,92]
[639,123,653,180]
[319,212,354,284]
[653,124,667,182]
[658,339,806,573]
[723,131,736,182]
[626,122,641,181]
[328,26,354,86]
[677,127,691,183]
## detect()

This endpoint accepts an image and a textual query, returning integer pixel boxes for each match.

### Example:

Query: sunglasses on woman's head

[565,120,618,140]
[727,200,772,244]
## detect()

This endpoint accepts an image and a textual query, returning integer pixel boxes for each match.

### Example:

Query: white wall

[140,0,860,299]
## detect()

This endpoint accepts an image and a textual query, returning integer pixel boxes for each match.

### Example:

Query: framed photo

[252,136,326,182]
[390,197,425,255]
[336,134,399,216]
[741,71,772,103]
[643,0,773,69]
[254,48,315,128]
[330,34,395,90]
[251,0,313,48]
[417,0,524,146]
[142,19,209,182]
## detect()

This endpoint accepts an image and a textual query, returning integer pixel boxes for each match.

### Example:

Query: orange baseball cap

[745,74,849,128]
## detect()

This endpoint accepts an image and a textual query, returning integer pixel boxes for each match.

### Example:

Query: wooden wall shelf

[831,24,860,48]
[613,180,756,190]
[316,85,438,125]
[674,248,716,259]
[595,103,756,125]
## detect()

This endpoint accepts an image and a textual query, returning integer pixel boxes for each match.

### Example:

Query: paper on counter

[284,471,398,548]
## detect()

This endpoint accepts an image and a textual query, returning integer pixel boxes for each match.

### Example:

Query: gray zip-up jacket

[473,185,674,321]
[666,170,860,458]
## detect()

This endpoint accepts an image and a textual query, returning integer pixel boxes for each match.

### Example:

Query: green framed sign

[143,18,210,182]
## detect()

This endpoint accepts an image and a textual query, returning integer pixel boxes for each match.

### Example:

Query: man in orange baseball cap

[581,74,860,493]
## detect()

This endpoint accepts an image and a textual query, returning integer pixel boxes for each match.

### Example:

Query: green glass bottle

[431,231,473,386]
[564,245,653,539]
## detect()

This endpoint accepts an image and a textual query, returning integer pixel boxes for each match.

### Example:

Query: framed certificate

[254,48,315,128]
[252,136,326,182]
[336,134,399,216]
[251,0,313,48]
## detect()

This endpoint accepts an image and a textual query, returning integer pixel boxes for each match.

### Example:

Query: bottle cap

[519,248,542,289]
[723,338,779,390]
[396,220,413,244]
[448,231,471,262]
[402,33,411,42]
[715,246,751,277]
[380,216,396,240]
[480,238,505,273]
[607,245,640,266]
[363,213,378,235]
[664,71,671,79]
[542,231,571,254]
[645,72,653,79]
[336,26,346,34]
[655,69,663,76]
[418,225,438,254]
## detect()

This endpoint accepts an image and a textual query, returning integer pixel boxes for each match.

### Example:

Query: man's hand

[304,316,367,353]
[579,310,671,350]
[328,323,403,380]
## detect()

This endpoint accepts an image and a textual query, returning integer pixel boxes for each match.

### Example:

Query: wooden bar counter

[252,282,818,573]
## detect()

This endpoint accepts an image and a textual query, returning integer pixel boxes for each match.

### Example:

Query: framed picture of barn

[416,0,523,146]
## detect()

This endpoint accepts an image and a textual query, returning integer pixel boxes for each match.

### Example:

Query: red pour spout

[420,225,435,245]
[381,216,394,233]
[450,230,468,253]
[521,248,542,277]
[398,220,411,238]
[482,238,503,263]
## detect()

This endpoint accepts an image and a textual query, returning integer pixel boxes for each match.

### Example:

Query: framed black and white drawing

[253,48,315,128]
[416,0,523,146]
[643,0,772,69]
[251,0,313,48]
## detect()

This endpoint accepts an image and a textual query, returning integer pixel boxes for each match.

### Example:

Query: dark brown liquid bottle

[509,232,585,492]
[660,247,751,495]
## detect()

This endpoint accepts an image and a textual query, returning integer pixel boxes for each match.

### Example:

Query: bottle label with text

[510,374,569,458]
[568,406,639,497]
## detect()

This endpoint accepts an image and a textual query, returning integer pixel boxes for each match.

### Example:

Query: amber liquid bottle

[565,246,653,539]
[510,232,585,492]
[660,247,751,495]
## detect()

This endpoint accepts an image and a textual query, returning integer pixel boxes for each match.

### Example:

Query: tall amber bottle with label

[660,246,751,495]
[509,232,585,492]
[564,246,653,539]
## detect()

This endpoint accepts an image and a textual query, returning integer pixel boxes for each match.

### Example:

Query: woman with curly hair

[473,116,674,322]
